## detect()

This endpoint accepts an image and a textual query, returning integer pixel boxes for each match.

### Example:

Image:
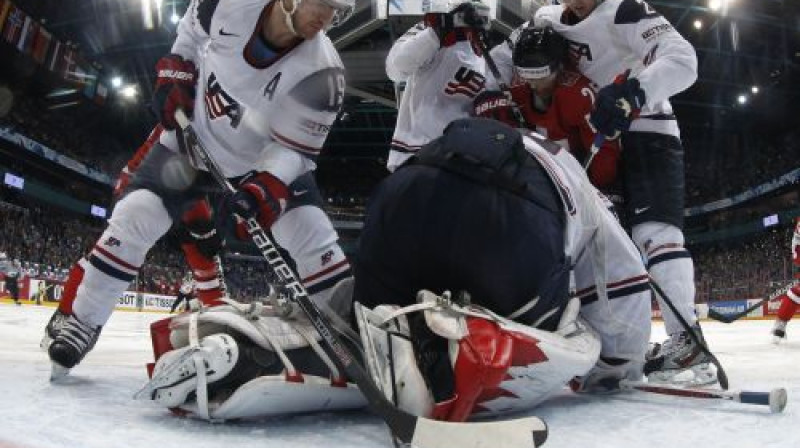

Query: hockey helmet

[280,0,355,35]
[512,26,568,80]
[320,0,355,28]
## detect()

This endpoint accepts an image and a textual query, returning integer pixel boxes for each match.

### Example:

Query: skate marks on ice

[0,304,798,448]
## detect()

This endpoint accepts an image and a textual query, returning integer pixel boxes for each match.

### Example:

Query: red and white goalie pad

[355,290,601,422]
[141,303,366,421]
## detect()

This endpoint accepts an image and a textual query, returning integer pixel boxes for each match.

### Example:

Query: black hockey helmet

[512,26,568,80]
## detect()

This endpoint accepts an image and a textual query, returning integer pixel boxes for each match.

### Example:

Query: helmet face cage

[512,26,568,81]
[319,0,355,28]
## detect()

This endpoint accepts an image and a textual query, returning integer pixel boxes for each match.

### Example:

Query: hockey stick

[707,282,795,324]
[648,279,730,390]
[615,380,787,413]
[475,30,528,128]
[582,134,606,171]
[173,110,548,448]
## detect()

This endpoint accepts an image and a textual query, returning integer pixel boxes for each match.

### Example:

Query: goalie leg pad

[355,303,436,417]
[151,333,239,407]
[357,293,602,421]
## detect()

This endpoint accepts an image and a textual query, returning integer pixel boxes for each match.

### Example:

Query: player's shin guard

[181,242,224,306]
[41,258,88,350]
[50,190,172,371]
[777,286,800,321]
[632,222,698,334]
[774,287,800,343]
[271,205,353,314]
[356,292,601,422]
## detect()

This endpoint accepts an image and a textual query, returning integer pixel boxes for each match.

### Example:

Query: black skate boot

[40,308,69,350]
[48,314,102,380]
[644,324,717,387]
[772,319,787,344]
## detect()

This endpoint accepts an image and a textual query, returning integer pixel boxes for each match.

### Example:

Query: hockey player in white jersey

[138,118,651,421]
[490,0,715,386]
[45,0,355,377]
[385,0,489,172]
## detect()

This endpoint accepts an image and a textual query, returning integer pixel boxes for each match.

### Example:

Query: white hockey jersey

[522,131,651,360]
[492,0,697,137]
[386,24,486,172]
[159,0,346,182]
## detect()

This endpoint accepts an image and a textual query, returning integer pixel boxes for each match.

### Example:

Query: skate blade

[647,365,718,388]
[772,336,784,345]
[50,363,71,381]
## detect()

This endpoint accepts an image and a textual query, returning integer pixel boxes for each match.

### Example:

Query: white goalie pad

[140,305,366,421]
[354,303,435,416]
[179,375,366,421]
[356,291,603,419]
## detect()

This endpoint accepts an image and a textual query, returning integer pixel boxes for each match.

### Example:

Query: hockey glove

[178,199,223,259]
[590,73,646,139]
[424,2,490,47]
[153,54,198,130]
[570,356,643,394]
[473,85,534,128]
[227,171,289,240]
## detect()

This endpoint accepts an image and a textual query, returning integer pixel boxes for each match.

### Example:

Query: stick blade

[411,416,548,448]
[707,308,735,324]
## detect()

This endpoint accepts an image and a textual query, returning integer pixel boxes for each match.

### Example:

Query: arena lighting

[171,13,180,24]
[737,94,748,105]
[111,76,122,88]
[120,85,138,99]
[751,86,759,94]
[693,19,703,30]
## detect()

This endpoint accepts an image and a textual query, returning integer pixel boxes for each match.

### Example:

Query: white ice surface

[0,303,798,448]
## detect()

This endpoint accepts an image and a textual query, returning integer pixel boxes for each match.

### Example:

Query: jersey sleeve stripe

[390,140,423,153]
[271,130,322,156]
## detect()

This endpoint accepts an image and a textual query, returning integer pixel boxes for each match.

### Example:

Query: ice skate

[644,324,718,387]
[48,313,102,379]
[772,320,787,344]
[40,309,69,350]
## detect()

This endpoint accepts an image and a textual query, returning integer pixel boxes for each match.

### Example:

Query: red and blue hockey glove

[227,171,289,240]
[590,72,646,139]
[424,1,490,47]
[153,54,197,130]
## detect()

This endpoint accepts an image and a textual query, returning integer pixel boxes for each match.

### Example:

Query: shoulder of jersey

[195,0,267,38]
[612,0,662,25]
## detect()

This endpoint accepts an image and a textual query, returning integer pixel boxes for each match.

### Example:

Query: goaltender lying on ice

[135,118,654,423]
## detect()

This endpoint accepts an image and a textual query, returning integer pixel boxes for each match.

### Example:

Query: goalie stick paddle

[707,282,795,324]
[616,380,788,414]
[173,110,548,448]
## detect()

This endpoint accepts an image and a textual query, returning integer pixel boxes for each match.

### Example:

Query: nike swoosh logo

[293,190,308,196]
[219,28,238,37]
[634,206,651,215]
